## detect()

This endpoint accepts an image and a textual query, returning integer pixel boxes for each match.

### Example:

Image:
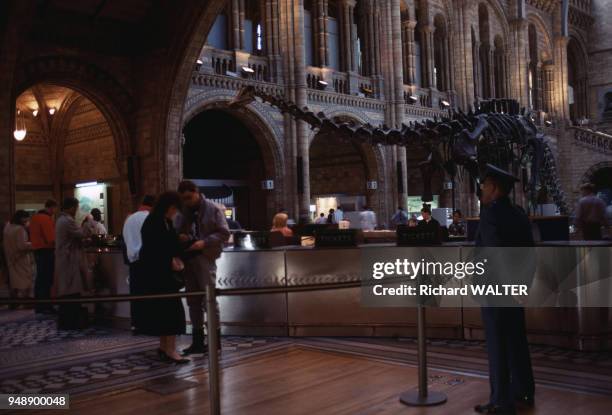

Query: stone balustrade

[571,127,612,154]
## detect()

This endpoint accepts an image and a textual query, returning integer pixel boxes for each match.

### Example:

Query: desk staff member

[417,205,440,234]
[474,164,534,415]
[448,209,466,237]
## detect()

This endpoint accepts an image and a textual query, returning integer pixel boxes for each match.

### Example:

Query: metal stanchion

[206,282,221,415]
[399,305,447,406]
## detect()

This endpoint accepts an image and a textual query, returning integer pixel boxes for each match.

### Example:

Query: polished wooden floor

[29,346,612,415]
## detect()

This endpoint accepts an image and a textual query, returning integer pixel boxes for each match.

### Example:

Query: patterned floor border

[1,311,612,398]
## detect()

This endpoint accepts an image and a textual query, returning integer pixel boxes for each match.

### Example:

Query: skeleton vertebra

[229,86,569,214]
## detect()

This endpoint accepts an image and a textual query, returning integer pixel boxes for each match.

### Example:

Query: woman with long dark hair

[137,191,190,363]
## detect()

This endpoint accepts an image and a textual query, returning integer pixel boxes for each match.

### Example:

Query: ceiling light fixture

[13,109,26,141]
[48,107,56,115]
[32,109,38,117]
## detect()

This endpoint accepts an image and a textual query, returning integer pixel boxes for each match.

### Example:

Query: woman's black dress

[136,213,186,336]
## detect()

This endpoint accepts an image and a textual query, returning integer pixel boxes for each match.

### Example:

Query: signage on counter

[396,225,441,246]
[315,229,362,247]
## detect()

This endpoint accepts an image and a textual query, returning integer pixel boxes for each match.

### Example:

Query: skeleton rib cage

[230,86,569,215]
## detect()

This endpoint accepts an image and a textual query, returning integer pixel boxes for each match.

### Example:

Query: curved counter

[90,241,612,351]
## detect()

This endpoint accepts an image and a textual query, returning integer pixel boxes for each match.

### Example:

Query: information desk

[90,242,612,351]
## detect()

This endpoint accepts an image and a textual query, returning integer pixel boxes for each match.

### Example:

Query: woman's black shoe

[474,403,516,414]
[181,343,207,356]
[159,349,190,364]
[157,348,168,361]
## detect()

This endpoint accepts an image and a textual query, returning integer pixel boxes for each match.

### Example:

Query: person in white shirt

[314,213,327,224]
[122,195,155,331]
[82,208,107,236]
[359,206,377,231]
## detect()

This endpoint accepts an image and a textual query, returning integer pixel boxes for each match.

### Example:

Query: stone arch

[307,109,388,218]
[11,58,135,229]
[182,93,285,183]
[487,0,509,37]
[181,93,286,216]
[13,56,133,163]
[567,34,589,121]
[305,108,386,183]
[433,12,451,91]
[581,161,612,189]
[526,12,553,62]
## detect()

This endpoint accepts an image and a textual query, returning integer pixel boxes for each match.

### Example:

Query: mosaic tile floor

[1,310,611,398]
[0,310,289,396]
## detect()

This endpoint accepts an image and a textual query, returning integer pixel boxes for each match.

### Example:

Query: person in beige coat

[3,210,34,301]
[55,197,87,330]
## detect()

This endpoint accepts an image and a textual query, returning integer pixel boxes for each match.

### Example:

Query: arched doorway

[567,37,589,123]
[433,13,451,92]
[309,118,379,225]
[13,83,127,233]
[182,109,273,231]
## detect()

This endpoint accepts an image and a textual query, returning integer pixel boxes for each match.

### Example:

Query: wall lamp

[241,66,255,78]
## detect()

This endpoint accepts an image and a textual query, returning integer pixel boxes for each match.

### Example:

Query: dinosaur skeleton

[229,86,569,214]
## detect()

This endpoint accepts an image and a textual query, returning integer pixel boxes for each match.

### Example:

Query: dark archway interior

[183,109,263,179]
[591,167,612,206]
[182,109,267,230]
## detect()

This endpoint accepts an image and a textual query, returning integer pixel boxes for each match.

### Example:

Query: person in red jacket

[29,199,58,314]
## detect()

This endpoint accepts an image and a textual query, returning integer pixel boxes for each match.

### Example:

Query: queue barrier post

[206,282,221,415]
[399,305,447,406]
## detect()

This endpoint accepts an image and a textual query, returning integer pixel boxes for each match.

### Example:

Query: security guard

[474,164,535,415]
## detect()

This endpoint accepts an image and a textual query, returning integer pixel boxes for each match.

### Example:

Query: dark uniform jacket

[476,197,534,247]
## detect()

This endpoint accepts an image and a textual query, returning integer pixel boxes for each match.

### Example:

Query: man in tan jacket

[177,180,230,355]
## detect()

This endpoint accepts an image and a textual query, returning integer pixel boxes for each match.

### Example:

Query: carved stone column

[509,18,528,106]
[314,0,329,67]
[359,0,380,76]
[420,25,435,88]
[553,35,569,119]
[402,20,417,85]
[264,0,283,81]
[542,63,555,114]
[472,38,481,100]
[443,35,452,92]
[339,0,356,72]
[489,48,496,98]
[231,0,246,50]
